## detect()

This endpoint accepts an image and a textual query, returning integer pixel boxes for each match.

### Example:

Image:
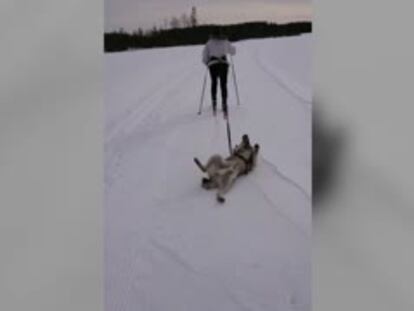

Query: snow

[105,35,312,311]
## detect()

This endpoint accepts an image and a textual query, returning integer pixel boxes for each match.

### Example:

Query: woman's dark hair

[210,27,227,39]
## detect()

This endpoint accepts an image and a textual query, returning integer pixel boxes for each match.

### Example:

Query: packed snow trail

[105,35,311,311]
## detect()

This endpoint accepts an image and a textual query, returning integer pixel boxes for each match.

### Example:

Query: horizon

[105,19,312,34]
[105,0,312,32]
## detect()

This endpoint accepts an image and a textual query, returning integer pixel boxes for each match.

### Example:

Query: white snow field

[105,35,312,311]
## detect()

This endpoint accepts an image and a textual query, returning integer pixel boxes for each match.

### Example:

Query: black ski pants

[209,62,229,113]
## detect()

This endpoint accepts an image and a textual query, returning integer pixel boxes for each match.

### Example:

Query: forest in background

[105,7,311,52]
[105,21,312,52]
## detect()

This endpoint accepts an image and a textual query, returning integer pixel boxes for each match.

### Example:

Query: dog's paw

[217,195,226,204]
[201,177,210,188]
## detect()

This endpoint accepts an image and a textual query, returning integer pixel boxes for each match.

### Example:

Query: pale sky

[105,0,312,32]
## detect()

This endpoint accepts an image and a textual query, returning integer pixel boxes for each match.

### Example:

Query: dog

[194,134,260,203]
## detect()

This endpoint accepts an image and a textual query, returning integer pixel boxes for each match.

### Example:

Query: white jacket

[202,39,236,66]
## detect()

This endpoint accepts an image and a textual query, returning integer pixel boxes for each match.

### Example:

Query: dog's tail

[193,157,206,173]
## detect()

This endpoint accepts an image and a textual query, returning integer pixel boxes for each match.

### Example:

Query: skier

[202,28,236,119]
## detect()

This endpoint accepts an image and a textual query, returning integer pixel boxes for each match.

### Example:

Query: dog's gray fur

[194,134,260,203]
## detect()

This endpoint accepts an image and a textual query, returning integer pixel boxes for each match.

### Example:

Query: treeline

[105,21,312,53]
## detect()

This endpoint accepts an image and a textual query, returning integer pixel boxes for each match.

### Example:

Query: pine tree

[190,6,198,27]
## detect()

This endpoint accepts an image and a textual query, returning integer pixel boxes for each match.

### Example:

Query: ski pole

[198,68,208,115]
[230,55,241,106]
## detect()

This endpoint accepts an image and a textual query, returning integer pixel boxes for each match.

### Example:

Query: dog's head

[233,134,260,173]
[234,134,251,153]
[242,134,250,147]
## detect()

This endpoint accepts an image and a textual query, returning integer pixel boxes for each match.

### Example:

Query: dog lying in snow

[194,134,260,203]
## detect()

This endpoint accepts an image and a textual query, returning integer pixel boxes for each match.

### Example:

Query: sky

[105,0,312,32]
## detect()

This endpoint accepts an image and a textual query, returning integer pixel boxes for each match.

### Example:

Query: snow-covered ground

[105,35,312,311]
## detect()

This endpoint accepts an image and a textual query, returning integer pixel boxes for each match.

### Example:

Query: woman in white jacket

[202,29,236,118]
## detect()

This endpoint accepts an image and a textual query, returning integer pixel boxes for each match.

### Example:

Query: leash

[226,114,233,155]
[225,54,239,155]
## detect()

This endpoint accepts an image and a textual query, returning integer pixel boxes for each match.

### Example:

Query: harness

[207,56,228,67]
[234,150,253,175]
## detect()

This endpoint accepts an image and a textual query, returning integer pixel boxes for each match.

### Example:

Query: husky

[194,134,260,203]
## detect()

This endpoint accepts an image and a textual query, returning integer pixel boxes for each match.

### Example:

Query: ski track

[260,155,311,201]
[249,176,309,238]
[106,36,311,310]
[106,64,199,144]
[149,238,255,311]
[253,47,312,109]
